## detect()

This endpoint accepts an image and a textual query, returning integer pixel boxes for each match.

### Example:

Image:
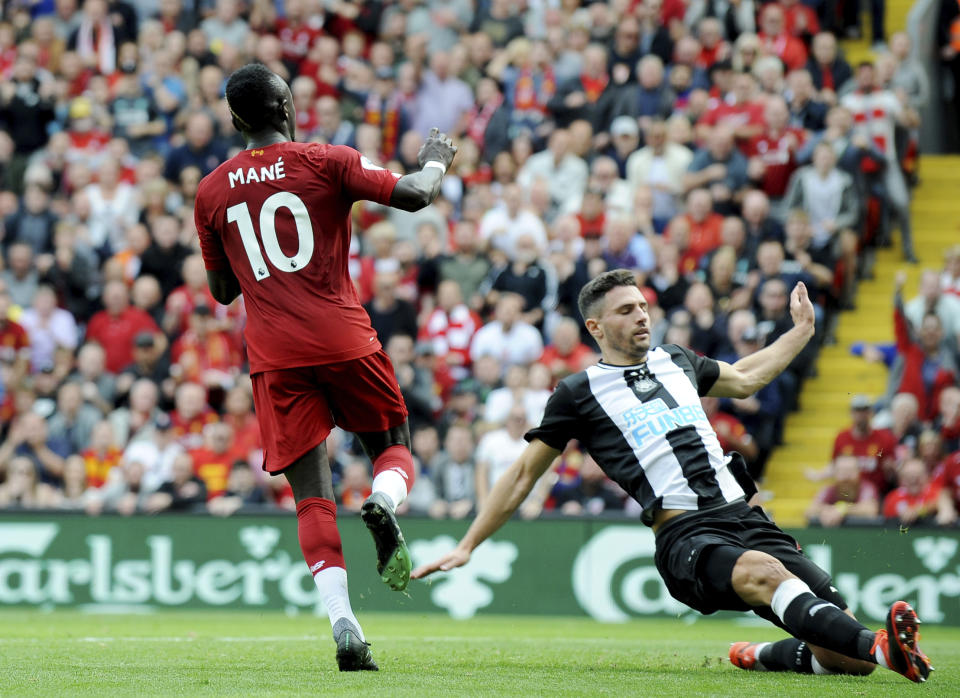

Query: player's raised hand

[418,127,458,171]
[411,543,471,580]
[789,281,815,329]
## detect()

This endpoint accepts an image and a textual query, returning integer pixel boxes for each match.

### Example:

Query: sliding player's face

[599,285,651,361]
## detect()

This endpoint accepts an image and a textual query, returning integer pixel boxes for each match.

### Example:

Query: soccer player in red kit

[193,63,457,671]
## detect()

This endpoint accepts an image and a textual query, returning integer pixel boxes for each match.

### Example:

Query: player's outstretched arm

[708,281,816,399]
[390,127,458,212]
[411,439,559,579]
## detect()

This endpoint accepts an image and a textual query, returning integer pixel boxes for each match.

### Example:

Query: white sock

[372,470,408,511]
[770,577,813,622]
[313,566,364,641]
[811,655,837,675]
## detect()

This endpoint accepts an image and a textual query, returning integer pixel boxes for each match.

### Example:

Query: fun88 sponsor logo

[621,399,708,445]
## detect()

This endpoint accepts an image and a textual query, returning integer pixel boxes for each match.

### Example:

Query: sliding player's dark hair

[225,63,284,133]
[578,269,639,320]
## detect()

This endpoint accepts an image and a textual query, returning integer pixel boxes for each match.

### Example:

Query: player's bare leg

[284,444,377,671]
[727,549,931,682]
[356,423,415,591]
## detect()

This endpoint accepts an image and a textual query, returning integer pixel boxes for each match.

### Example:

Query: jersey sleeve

[327,145,401,206]
[668,344,720,396]
[194,184,229,272]
[524,380,580,451]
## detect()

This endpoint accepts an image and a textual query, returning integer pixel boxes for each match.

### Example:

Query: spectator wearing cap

[516,128,589,218]
[170,303,241,390]
[883,458,942,525]
[19,285,79,375]
[823,394,899,492]
[85,279,165,374]
[626,118,693,229]
[470,293,543,373]
[806,455,880,527]
[599,120,640,181]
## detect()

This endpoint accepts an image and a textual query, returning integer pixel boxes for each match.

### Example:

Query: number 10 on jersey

[226,192,315,280]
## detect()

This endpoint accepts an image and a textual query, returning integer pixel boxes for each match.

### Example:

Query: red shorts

[251,350,407,473]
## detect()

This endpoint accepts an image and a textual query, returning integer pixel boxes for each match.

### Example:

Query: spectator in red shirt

[169,381,219,451]
[539,316,597,385]
[339,459,373,512]
[696,73,765,141]
[892,271,956,422]
[806,454,880,526]
[420,280,482,382]
[746,96,805,202]
[162,254,224,338]
[81,420,122,488]
[668,188,723,267]
[817,394,899,494]
[883,458,942,524]
[933,451,960,525]
[188,422,235,500]
[273,0,324,70]
[781,0,819,40]
[758,3,808,72]
[695,17,730,69]
[222,385,261,465]
[85,280,165,374]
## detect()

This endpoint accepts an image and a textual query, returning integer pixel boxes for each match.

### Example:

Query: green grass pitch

[1,611,956,696]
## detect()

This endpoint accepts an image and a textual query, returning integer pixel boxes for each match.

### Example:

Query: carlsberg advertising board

[0,515,958,626]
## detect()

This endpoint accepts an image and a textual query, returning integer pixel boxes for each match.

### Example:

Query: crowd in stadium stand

[0,0,954,527]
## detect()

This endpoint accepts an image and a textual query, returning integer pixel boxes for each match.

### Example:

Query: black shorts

[654,500,845,623]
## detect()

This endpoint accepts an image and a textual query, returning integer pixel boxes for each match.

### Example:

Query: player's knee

[731,550,792,600]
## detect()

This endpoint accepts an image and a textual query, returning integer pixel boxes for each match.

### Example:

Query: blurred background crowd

[0,0,958,528]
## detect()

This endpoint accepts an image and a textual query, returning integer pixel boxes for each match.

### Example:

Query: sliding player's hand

[789,281,815,329]
[411,543,471,580]
[417,127,458,171]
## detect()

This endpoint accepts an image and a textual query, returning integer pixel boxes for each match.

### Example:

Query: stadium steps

[764,156,960,526]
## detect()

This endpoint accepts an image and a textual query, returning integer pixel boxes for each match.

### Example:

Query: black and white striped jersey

[525,344,746,525]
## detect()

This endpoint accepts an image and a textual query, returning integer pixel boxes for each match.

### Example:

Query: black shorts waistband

[653,498,749,538]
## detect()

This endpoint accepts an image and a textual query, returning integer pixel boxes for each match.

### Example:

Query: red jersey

[708,411,751,454]
[172,329,241,382]
[0,319,30,365]
[275,18,323,67]
[170,407,219,451]
[539,342,595,379]
[195,141,400,374]
[758,32,808,71]
[883,483,941,520]
[746,128,806,198]
[832,426,898,493]
[82,447,122,488]
[420,304,482,379]
[85,307,161,373]
[698,100,765,131]
[189,447,233,499]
